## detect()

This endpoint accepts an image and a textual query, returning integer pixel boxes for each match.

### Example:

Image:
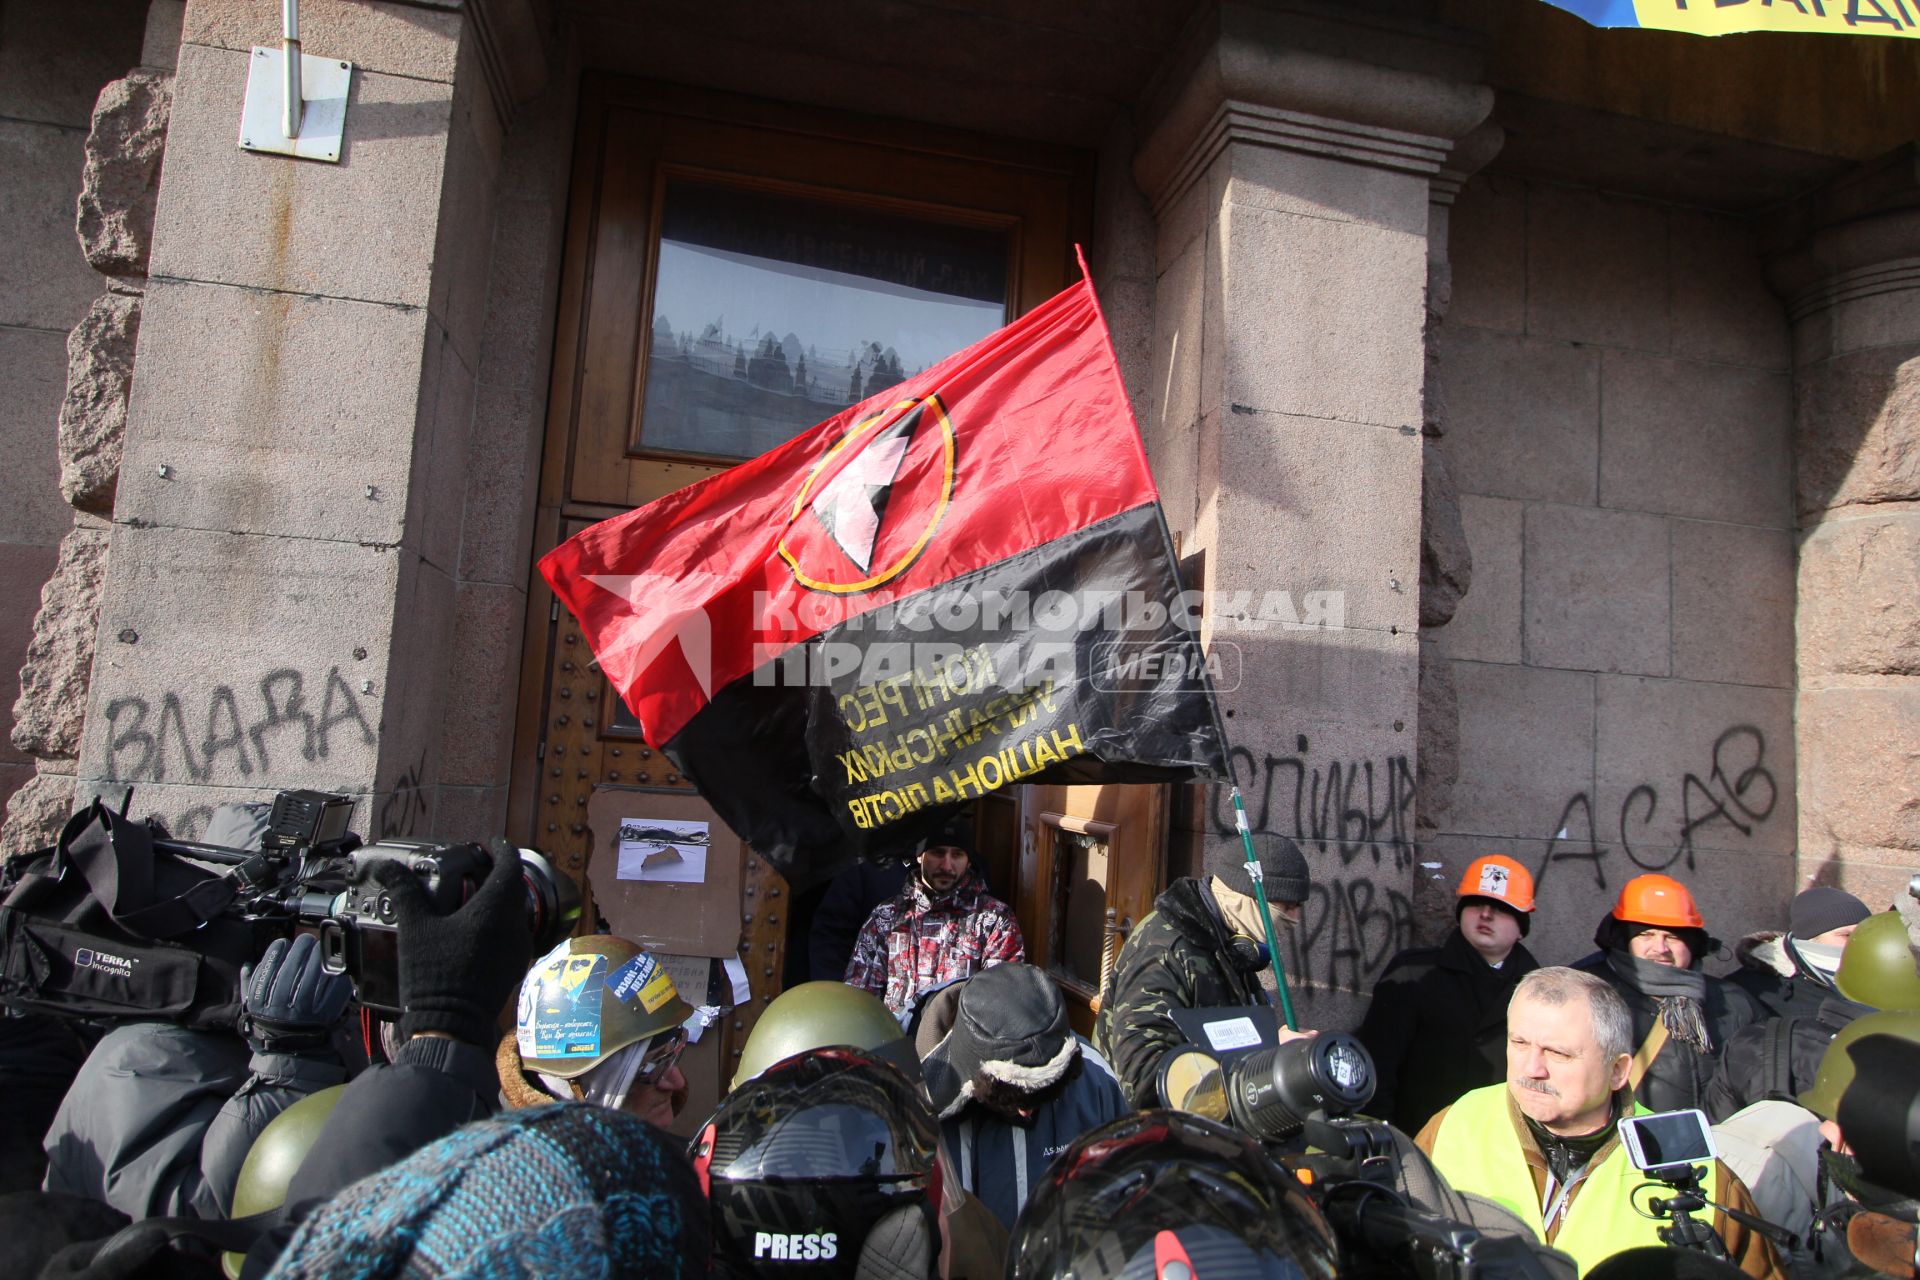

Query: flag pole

[1229,784,1299,1031]
[1074,245,1300,1030]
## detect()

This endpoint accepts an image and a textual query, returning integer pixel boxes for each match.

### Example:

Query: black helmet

[1007,1109,1340,1280]
[692,1048,942,1277]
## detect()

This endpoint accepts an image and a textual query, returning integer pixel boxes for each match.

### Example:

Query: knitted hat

[917,812,976,860]
[1215,833,1310,905]
[267,1103,707,1279]
[1790,886,1870,942]
[922,963,1077,1121]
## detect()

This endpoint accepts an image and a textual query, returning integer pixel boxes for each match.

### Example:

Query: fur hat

[1214,832,1310,905]
[921,963,1077,1121]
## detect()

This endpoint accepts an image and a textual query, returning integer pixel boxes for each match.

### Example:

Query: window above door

[543,76,1092,512]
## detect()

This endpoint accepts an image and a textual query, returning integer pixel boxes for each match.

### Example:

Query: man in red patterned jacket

[844,829,1025,1023]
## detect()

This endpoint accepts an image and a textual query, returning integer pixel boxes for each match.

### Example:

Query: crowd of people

[2,803,1917,1279]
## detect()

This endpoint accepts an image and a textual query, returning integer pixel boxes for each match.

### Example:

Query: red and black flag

[540,273,1228,882]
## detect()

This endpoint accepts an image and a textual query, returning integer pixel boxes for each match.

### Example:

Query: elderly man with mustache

[1417,967,1785,1278]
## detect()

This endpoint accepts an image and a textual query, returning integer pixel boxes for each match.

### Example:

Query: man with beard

[1419,967,1784,1279]
[1572,874,1765,1113]
[845,827,1024,1022]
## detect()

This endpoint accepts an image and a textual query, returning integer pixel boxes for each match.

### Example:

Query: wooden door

[507,77,1089,1068]
[1016,782,1168,1037]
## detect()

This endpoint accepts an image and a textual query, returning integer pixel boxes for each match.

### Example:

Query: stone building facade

[2,0,1915,1032]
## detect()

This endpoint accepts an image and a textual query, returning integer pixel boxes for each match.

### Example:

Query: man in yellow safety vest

[1417,966,1785,1278]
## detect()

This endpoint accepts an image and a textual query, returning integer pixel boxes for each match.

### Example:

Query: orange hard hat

[1457,855,1535,913]
[1610,874,1704,930]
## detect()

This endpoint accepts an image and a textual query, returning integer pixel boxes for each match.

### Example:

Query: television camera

[0,788,579,1021]
[1155,1020,1573,1280]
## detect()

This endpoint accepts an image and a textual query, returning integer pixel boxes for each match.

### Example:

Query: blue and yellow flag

[1540,0,1918,38]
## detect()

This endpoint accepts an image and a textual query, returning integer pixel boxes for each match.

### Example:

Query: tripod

[1644,1164,1730,1261]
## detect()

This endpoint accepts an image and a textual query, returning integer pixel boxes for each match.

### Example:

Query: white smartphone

[1619,1108,1718,1172]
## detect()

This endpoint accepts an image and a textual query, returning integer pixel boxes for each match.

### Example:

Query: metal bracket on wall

[239,46,352,162]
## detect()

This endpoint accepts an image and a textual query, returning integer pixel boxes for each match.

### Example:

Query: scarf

[1607,948,1715,1055]
[1786,934,1843,987]
[1524,1104,1620,1189]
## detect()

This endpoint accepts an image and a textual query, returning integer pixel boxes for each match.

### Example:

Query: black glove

[241,933,351,1054]
[371,838,534,1047]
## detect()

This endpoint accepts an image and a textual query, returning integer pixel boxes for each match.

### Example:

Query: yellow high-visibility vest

[1428,1084,1719,1276]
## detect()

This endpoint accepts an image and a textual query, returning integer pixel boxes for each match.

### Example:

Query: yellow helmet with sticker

[515,935,692,1079]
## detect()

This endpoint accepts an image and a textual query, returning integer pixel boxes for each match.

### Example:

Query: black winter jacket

[1704,993,1870,1123]
[806,858,910,986]
[1725,933,1838,1022]
[1094,877,1266,1108]
[40,1022,346,1221]
[0,1011,90,1196]
[237,1034,497,1278]
[1570,951,1765,1114]
[1354,929,1540,1134]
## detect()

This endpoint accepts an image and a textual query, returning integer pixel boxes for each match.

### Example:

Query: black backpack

[0,799,264,1031]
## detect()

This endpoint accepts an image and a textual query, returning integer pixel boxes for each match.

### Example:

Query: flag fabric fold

[541,275,1228,883]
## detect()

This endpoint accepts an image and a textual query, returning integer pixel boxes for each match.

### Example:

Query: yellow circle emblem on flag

[777,394,957,595]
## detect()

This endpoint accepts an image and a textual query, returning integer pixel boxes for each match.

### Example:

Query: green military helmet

[731,981,917,1090]
[516,935,693,1079]
[222,1084,347,1278]
[1798,1008,1920,1119]
[1833,911,1920,1011]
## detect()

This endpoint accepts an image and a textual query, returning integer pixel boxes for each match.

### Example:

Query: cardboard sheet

[587,786,744,958]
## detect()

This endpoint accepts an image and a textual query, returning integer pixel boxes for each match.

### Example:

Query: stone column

[1769,148,1920,909]
[1133,2,1489,1019]
[1412,120,1503,944]
[62,0,528,840]
[2,1,174,856]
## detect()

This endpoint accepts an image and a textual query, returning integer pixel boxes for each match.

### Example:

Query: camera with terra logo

[239,790,579,1014]
[0,788,579,1028]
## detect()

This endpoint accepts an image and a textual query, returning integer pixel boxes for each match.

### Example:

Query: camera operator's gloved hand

[371,838,533,1048]
[241,932,352,1054]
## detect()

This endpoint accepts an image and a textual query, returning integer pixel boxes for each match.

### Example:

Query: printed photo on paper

[616,818,710,885]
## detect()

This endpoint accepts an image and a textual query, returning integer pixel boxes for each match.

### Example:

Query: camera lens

[515,849,582,948]
[1226,1033,1377,1141]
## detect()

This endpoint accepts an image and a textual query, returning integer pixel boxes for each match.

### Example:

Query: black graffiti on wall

[1535,725,1778,892]
[104,666,377,784]
[378,751,429,838]
[1283,875,1416,994]
[1210,737,1417,870]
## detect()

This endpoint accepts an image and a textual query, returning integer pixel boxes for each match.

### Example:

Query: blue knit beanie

[265,1103,708,1279]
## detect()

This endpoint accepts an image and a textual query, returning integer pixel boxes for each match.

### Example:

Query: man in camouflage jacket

[1095,835,1312,1108]
[845,838,1024,1021]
